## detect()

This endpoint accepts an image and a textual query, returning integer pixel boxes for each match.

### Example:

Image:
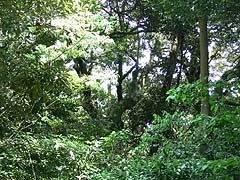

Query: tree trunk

[73,57,97,118]
[160,34,182,96]
[129,33,140,100]
[117,57,123,102]
[199,15,210,115]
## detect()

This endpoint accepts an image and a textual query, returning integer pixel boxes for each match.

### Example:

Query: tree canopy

[0,0,240,179]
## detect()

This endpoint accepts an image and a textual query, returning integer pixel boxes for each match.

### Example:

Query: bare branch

[120,65,136,82]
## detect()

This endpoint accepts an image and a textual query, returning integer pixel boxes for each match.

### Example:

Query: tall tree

[199,15,210,115]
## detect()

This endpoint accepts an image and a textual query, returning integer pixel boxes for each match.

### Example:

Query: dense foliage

[0,0,240,179]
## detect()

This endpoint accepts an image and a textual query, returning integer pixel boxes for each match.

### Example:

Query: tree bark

[73,57,97,118]
[199,15,210,115]
[117,57,123,102]
[160,34,182,96]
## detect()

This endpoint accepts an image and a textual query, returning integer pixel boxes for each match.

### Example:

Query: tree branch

[109,27,154,39]
[120,65,136,82]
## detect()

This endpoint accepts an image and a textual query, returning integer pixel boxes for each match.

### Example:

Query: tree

[199,15,210,115]
[1,0,240,179]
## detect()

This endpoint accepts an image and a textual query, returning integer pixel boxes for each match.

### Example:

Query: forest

[0,0,240,179]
